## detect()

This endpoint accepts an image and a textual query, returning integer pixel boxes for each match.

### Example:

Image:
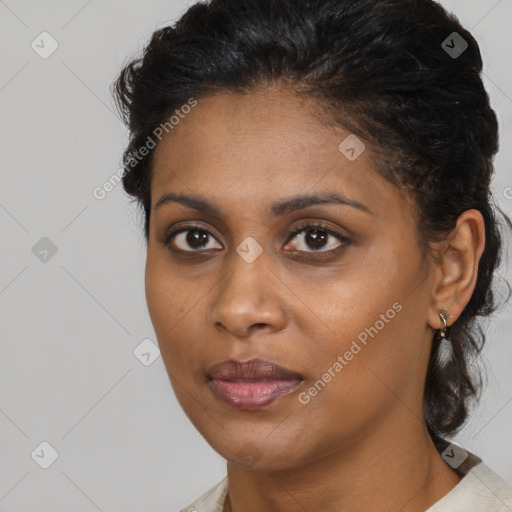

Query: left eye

[284,224,349,253]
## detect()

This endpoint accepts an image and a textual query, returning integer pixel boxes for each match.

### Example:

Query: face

[146,89,436,471]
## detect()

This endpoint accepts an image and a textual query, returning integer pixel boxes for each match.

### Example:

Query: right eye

[164,226,223,252]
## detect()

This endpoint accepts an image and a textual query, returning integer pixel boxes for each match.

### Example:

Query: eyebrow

[153,191,373,216]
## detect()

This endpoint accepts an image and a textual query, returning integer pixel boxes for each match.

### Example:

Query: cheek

[145,259,175,334]
[297,250,425,407]
[144,245,197,328]
[293,313,420,447]
[144,254,199,369]
[289,252,405,353]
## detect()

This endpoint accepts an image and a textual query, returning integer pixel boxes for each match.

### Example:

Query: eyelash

[162,221,351,256]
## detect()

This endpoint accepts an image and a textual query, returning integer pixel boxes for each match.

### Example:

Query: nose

[210,248,287,338]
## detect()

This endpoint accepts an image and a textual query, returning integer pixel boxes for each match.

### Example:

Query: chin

[204,430,312,471]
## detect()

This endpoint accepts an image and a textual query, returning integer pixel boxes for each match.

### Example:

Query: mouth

[206,358,304,410]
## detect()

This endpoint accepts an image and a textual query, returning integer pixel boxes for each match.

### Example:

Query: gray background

[0,0,511,510]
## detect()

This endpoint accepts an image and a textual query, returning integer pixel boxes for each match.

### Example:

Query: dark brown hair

[112,0,512,450]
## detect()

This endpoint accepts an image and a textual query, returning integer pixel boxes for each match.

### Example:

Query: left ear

[427,209,486,331]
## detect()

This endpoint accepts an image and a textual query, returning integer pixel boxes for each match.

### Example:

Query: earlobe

[427,209,486,330]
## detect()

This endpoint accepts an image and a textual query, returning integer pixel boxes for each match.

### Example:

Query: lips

[207,358,304,410]
[207,358,303,381]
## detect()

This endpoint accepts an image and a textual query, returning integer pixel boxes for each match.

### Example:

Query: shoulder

[427,449,512,512]
[179,477,228,512]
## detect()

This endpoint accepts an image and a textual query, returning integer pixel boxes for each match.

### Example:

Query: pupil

[306,229,327,250]
[187,229,208,248]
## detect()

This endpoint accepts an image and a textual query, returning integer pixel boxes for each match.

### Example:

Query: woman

[112,0,512,510]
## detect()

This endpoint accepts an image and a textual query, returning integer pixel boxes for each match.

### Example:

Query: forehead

[153,89,335,167]
[150,90,397,216]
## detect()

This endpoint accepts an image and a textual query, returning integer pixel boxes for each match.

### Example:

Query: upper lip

[207,358,303,381]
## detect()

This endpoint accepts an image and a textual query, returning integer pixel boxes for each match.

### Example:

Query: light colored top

[179,449,512,512]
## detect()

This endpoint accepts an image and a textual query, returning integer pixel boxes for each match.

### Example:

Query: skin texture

[145,88,485,512]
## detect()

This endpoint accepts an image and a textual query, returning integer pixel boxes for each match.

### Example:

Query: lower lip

[208,378,303,410]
